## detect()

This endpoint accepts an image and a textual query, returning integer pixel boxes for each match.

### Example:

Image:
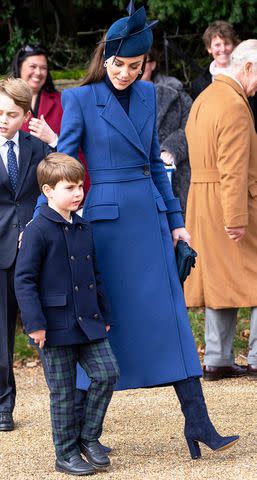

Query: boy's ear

[42,184,53,198]
[23,110,31,124]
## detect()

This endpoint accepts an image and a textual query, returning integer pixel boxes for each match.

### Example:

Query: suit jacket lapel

[0,153,12,193]
[15,131,32,198]
[93,82,150,157]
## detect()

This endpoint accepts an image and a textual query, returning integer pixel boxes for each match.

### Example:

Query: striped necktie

[6,140,19,192]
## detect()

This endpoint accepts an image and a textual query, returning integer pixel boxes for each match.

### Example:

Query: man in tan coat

[185,39,257,381]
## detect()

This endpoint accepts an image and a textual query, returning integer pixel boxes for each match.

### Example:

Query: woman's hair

[81,34,146,86]
[9,45,57,93]
[202,21,240,49]
[0,77,32,114]
[37,153,85,190]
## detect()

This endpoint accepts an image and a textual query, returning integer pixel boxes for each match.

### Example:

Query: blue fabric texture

[56,79,202,390]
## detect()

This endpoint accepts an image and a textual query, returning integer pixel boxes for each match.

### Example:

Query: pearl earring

[104,60,108,68]
[139,69,142,75]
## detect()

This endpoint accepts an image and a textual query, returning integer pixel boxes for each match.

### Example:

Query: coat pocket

[155,196,168,212]
[85,204,119,222]
[41,295,68,330]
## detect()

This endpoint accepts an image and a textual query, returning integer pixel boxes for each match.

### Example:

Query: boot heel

[186,438,201,459]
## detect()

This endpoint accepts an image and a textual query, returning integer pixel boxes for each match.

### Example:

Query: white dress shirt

[0,131,20,172]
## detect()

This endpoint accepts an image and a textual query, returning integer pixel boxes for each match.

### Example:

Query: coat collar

[38,89,60,119]
[91,80,152,157]
[215,74,254,119]
[40,204,88,225]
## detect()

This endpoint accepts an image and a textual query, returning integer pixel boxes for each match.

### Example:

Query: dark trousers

[0,263,18,413]
[37,338,119,460]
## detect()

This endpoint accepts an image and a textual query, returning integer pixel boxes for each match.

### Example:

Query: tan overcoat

[185,74,257,308]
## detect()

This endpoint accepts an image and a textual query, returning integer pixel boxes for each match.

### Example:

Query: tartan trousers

[38,338,119,460]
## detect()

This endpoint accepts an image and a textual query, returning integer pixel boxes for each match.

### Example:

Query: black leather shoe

[55,454,96,476]
[203,364,248,381]
[97,440,112,454]
[80,439,110,469]
[247,364,257,378]
[0,412,14,431]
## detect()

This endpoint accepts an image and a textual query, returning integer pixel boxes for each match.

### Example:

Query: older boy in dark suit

[0,78,50,431]
[15,153,119,476]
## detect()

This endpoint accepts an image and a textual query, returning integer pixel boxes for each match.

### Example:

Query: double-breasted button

[88,283,94,290]
[78,316,83,321]
[13,223,18,228]
[65,226,69,232]
[86,254,91,260]
[93,313,99,320]
[15,202,20,207]
[143,165,150,176]
[74,285,79,292]
[70,255,75,261]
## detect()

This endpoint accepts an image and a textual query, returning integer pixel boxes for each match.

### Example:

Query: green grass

[51,69,86,80]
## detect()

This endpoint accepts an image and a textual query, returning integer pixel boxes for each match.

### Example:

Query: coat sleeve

[58,89,85,159]
[216,103,250,227]
[92,243,113,326]
[160,89,192,167]
[14,223,47,333]
[149,85,184,231]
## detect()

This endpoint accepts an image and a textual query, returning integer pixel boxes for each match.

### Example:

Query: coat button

[65,226,69,232]
[74,285,79,291]
[93,313,99,320]
[88,283,94,290]
[78,316,83,321]
[143,165,150,176]
[70,255,75,260]
[86,254,91,260]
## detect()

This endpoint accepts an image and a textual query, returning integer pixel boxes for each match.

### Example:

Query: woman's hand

[28,114,57,144]
[172,227,191,248]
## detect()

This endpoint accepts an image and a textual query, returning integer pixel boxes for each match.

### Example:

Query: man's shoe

[97,440,112,454]
[80,439,110,469]
[0,412,14,431]
[55,454,96,476]
[203,364,248,381]
[247,364,257,378]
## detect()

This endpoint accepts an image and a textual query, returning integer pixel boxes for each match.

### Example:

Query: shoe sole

[84,457,110,471]
[0,426,14,431]
[216,438,239,452]
[55,466,96,476]
[203,373,247,381]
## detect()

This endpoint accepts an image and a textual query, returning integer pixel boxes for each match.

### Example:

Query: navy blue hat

[103,1,158,59]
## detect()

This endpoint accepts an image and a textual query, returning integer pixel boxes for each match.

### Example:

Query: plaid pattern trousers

[39,338,119,460]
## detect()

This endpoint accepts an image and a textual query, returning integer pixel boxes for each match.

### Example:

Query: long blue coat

[58,79,202,389]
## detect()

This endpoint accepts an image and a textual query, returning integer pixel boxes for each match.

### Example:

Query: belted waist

[191,168,220,183]
[89,164,151,184]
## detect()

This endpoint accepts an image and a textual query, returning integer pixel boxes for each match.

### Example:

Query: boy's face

[0,93,29,139]
[43,179,84,220]
[207,35,234,68]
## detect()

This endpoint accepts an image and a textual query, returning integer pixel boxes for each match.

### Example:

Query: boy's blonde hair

[0,77,32,113]
[37,152,85,190]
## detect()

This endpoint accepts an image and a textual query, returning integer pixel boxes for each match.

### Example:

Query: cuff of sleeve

[224,213,248,227]
[167,212,185,231]
[49,134,58,148]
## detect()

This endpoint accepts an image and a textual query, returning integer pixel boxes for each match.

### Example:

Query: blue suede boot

[173,377,239,459]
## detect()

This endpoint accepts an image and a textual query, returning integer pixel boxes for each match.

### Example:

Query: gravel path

[0,366,256,480]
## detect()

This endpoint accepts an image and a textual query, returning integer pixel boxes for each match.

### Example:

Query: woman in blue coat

[54,2,238,460]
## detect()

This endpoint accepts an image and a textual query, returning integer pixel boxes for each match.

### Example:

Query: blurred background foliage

[1,0,257,85]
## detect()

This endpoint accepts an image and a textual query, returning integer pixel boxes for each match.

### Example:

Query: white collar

[0,131,20,148]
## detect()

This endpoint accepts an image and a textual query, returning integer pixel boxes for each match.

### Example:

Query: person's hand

[172,227,191,247]
[161,150,175,166]
[28,114,57,144]
[225,226,245,242]
[105,325,111,332]
[29,330,46,349]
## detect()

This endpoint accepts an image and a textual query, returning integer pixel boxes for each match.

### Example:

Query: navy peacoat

[14,205,108,346]
[56,79,202,389]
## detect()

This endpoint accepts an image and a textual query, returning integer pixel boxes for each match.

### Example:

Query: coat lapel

[92,81,151,157]
[0,153,12,193]
[15,132,32,198]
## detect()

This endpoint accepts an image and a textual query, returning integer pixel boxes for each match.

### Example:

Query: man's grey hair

[230,39,257,72]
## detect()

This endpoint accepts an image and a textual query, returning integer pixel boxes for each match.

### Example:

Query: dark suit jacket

[0,130,50,269]
[14,205,109,346]
[191,65,257,132]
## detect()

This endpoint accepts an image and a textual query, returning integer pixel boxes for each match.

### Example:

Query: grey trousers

[204,307,257,367]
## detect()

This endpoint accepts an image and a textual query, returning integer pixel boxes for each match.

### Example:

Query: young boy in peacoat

[0,77,50,432]
[14,152,119,476]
